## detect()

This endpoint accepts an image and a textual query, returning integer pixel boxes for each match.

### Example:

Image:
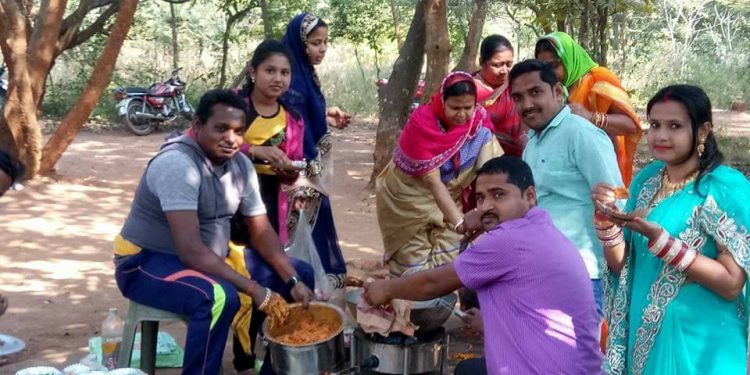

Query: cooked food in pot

[267,304,343,346]
[263,294,290,330]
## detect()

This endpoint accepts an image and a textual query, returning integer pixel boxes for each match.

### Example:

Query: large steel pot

[263,301,347,374]
[345,288,457,333]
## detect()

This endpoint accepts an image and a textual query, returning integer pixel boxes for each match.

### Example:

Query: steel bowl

[262,301,347,374]
[345,288,457,333]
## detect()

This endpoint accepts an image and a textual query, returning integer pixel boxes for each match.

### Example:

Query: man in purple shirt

[363,155,603,374]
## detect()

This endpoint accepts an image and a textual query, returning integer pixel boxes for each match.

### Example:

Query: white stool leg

[118,302,140,367]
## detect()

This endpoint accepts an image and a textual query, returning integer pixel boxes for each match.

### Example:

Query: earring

[697,137,706,157]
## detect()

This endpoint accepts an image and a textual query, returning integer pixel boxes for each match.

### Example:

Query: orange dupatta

[569,66,641,186]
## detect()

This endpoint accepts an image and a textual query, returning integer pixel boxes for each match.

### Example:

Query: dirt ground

[0,119,482,374]
[1,110,748,373]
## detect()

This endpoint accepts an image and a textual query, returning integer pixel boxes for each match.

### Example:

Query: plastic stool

[118,301,186,374]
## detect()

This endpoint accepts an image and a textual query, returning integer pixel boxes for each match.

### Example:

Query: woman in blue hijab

[281,13,350,293]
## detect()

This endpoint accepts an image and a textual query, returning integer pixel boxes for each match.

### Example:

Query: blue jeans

[232,248,315,374]
[591,278,604,318]
[116,250,240,375]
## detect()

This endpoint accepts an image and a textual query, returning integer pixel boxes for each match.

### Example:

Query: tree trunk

[555,13,567,32]
[169,2,179,70]
[0,0,43,176]
[612,12,627,74]
[591,9,600,64]
[595,1,608,66]
[230,64,249,89]
[39,0,139,173]
[374,51,381,79]
[453,0,487,73]
[578,0,590,50]
[218,18,233,88]
[421,0,451,103]
[259,0,272,38]
[218,8,252,88]
[390,0,403,49]
[369,0,427,187]
[353,45,367,84]
[28,0,68,110]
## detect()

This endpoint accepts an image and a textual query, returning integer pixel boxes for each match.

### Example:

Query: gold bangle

[602,113,609,130]
[592,112,602,128]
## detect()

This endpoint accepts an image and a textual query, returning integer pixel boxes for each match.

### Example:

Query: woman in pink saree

[376,72,504,276]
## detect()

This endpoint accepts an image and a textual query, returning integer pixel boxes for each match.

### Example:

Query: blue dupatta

[281,13,328,161]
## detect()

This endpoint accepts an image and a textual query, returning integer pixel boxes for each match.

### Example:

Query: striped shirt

[454,207,603,374]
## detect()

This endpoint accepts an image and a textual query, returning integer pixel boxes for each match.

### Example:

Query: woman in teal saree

[592,84,750,375]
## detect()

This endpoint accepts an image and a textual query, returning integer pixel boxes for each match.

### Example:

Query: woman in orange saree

[535,32,641,186]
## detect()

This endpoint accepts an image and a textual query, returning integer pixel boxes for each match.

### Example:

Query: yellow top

[244,109,287,175]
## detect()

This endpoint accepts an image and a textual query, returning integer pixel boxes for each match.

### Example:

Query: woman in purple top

[364,156,603,374]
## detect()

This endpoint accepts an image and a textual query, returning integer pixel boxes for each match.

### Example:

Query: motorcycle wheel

[121,99,156,136]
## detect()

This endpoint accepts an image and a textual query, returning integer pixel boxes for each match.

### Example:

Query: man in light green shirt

[510,59,622,315]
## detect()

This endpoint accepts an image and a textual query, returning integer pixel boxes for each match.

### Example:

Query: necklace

[649,168,699,207]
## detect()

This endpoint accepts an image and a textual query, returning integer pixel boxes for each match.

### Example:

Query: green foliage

[265,0,321,38]
[616,0,750,108]
[447,0,473,61]
[329,0,394,52]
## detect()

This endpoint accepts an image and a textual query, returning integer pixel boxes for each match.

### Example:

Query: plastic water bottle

[101,307,124,370]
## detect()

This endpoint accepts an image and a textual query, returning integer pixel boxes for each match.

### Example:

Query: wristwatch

[286,275,300,290]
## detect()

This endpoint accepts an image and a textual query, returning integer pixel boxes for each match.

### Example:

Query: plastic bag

[286,212,333,300]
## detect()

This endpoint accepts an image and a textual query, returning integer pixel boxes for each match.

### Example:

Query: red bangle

[655,237,675,259]
[668,242,690,267]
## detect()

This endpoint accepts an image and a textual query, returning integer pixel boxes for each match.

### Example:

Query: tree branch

[16,0,35,38]
[64,2,120,51]
[28,0,67,104]
[60,0,113,32]
[57,0,116,54]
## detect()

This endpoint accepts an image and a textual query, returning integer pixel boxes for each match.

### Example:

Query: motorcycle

[113,68,194,136]
[0,64,7,110]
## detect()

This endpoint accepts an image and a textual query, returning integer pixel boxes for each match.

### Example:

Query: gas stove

[350,327,447,374]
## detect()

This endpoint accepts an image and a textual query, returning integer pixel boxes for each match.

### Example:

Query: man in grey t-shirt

[114,90,313,374]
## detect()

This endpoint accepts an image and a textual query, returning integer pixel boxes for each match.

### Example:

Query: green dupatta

[538,31,598,89]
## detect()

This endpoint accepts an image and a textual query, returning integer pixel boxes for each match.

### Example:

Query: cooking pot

[263,301,347,374]
[345,288,457,333]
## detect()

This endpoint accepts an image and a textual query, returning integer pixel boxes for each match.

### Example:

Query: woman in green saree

[592,84,749,375]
